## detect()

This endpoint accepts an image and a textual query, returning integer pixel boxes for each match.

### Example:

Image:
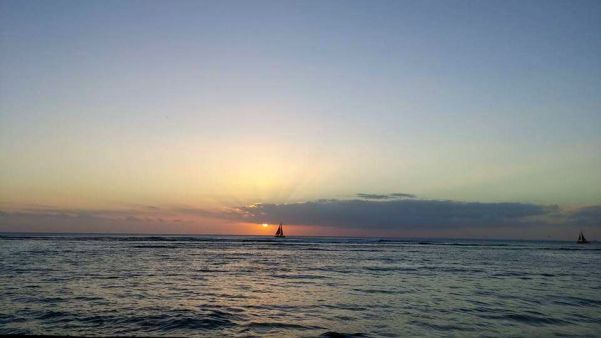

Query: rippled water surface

[1,234,600,337]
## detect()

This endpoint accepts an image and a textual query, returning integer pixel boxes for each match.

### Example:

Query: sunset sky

[1,0,600,238]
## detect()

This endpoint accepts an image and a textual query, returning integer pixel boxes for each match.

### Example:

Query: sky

[1,0,600,239]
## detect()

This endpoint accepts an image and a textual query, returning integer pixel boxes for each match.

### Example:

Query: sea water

[1,234,600,337]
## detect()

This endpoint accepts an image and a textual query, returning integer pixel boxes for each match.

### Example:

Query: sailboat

[577,231,590,244]
[274,223,285,238]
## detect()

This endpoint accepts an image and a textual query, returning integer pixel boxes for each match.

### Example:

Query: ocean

[1,234,600,337]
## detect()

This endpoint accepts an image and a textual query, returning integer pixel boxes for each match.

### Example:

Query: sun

[262,223,268,228]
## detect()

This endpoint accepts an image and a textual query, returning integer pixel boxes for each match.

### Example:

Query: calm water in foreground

[1,234,600,337]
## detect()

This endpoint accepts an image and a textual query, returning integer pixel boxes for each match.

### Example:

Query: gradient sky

[1,0,600,238]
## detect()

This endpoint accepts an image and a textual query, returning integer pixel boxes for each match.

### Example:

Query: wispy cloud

[390,193,417,199]
[565,205,601,226]
[356,193,417,200]
[0,204,221,234]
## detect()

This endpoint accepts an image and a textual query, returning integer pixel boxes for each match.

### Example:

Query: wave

[0,327,31,335]
[484,313,571,325]
[245,321,322,330]
[320,331,368,338]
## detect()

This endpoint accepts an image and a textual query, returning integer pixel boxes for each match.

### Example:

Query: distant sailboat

[274,223,285,238]
[577,231,590,244]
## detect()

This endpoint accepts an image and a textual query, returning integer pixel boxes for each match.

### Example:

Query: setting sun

[262,223,268,228]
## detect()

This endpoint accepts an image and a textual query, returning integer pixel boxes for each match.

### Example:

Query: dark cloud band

[1,197,599,234]
[227,199,559,230]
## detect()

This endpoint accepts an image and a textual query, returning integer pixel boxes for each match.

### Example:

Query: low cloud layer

[0,205,229,234]
[1,196,600,238]
[225,198,566,230]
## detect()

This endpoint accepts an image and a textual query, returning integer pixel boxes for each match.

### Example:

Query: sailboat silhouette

[274,223,285,238]
[577,231,590,244]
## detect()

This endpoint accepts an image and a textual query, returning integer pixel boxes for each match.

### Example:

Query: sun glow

[262,223,268,227]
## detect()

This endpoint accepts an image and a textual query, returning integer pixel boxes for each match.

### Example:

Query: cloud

[390,193,417,199]
[1,196,599,237]
[356,193,393,200]
[356,193,417,200]
[0,204,224,234]
[224,198,560,230]
[566,205,601,226]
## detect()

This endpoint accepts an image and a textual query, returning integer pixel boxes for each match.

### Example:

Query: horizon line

[0,231,586,243]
